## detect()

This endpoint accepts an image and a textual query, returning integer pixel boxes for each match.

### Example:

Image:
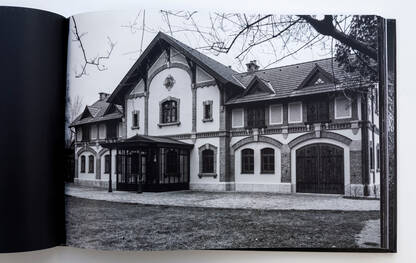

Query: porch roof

[100,134,194,149]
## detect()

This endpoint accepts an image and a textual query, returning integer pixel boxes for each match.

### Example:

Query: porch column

[108,149,112,192]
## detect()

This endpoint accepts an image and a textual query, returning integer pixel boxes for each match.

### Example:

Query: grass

[65,196,379,251]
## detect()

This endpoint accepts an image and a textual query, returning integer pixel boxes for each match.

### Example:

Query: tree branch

[298,15,377,60]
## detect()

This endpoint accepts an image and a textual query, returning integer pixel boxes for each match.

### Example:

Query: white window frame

[334,96,352,119]
[232,108,244,128]
[269,104,283,125]
[288,102,303,124]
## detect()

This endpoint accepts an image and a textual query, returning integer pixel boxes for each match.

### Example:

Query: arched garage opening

[296,143,344,194]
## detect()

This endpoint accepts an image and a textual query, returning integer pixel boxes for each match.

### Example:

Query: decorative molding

[148,62,191,86]
[231,135,283,152]
[198,143,218,178]
[288,130,353,149]
[163,74,176,91]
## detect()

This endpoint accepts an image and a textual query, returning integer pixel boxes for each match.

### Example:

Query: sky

[67,9,334,113]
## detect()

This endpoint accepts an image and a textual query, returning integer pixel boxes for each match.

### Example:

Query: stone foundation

[74,178,116,189]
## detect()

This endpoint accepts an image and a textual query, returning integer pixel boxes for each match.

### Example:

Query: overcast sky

[67,9,333,111]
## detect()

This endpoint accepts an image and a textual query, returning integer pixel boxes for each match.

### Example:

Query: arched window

[80,156,86,173]
[88,155,94,173]
[261,148,275,173]
[202,149,214,173]
[241,148,254,174]
[161,100,178,123]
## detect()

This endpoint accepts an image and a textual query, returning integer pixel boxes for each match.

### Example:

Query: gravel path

[66,184,379,211]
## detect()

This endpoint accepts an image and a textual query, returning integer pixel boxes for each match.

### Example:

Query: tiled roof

[70,99,123,127]
[227,57,369,104]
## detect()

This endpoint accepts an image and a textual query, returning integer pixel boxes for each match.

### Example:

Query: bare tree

[71,17,117,78]
[67,95,83,142]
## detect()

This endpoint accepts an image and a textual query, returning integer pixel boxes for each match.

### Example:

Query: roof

[107,32,243,105]
[100,134,194,149]
[227,57,369,105]
[70,99,123,127]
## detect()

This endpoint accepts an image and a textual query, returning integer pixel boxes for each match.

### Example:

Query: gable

[130,79,145,95]
[298,64,337,89]
[243,76,274,96]
[80,106,93,119]
[103,103,121,115]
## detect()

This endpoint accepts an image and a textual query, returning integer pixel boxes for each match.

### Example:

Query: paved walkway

[65,184,380,211]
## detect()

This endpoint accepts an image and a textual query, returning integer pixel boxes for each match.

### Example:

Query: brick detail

[280,144,291,183]
[231,135,283,152]
[350,150,362,184]
[288,131,352,148]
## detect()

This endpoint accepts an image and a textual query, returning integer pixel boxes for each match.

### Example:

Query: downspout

[361,91,369,196]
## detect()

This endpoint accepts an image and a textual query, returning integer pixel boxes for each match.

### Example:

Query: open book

[0,6,397,253]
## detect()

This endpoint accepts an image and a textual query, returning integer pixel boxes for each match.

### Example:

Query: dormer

[242,75,275,96]
[298,64,337,89]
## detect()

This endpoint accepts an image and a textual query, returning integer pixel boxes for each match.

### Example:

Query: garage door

[296,143,344,194]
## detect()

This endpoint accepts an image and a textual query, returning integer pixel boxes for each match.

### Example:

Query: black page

[0,7,68,253]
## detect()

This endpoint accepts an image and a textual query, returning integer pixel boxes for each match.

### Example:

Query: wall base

[74,178,116,189]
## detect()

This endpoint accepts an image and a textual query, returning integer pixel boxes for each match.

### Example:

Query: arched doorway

[296,143,344,194]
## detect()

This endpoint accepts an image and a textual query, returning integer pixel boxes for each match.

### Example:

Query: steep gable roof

[107,32,244,105]
[242,75,275,96]
[70,99,123,127]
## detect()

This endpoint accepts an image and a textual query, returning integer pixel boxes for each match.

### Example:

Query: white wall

[148,67,193,136]
[126,96,145,137]
[234,142,282,185]
[196,84,220,132]
[189,137,220,185]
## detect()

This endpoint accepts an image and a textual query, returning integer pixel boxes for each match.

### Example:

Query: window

[88,155,94,173]
[80,156,86,173]
[81,126,90,141]
[161,100,178,124]
[202,149,214,173]
[306,100,329,123]
[106,122,118,139]
[288,102,302,123]
[166,150,178,174]
[202,101,213,122]
[376,144,380,170]
[132,111,139,128]
[269,104,283,125]
[241,148,254,174]
[104,155,110,174]
[335,96,352,119]
[232,108,244,128]
[247,106,266,128]
[261,148,275,173]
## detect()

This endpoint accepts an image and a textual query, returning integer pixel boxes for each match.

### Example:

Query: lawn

[65,196,379,251]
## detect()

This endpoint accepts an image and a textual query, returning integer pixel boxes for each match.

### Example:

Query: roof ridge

[235,56,335,76]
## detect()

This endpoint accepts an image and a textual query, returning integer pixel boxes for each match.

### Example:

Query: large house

[70,32,380,197]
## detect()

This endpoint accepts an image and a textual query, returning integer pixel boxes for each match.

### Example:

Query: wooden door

[296,143,344,194]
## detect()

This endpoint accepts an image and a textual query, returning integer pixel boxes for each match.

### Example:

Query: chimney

[99,92,110,101]
[246,60,259,73]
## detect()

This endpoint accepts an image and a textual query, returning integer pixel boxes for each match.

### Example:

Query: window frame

[132,110,139,129]
[232,108,244,128]
[288,102,303,124]
[201,149,215,173]
[269,104,283,125]
[241,148,254,174]
[159,97,181,127]
[80,155,86,173]
[88,155,94,174]
[260,148,275,174]
[334,96,352,119]
[246,106,266,129]
[202,100,213,122]
[198,144,217,178]
[81,126,90,142]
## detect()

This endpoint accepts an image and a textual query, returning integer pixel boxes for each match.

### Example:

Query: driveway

[65,184,379,211]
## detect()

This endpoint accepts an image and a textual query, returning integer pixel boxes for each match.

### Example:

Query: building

[70,32,380,197]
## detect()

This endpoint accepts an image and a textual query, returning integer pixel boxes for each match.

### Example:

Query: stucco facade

[71,32,380,197]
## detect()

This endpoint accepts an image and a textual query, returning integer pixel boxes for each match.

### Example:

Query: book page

[65,9,396,252]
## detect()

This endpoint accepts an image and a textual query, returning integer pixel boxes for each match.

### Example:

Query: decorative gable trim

[297,64,338,89]
[80,106,93,119]
[242,75,275,96]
